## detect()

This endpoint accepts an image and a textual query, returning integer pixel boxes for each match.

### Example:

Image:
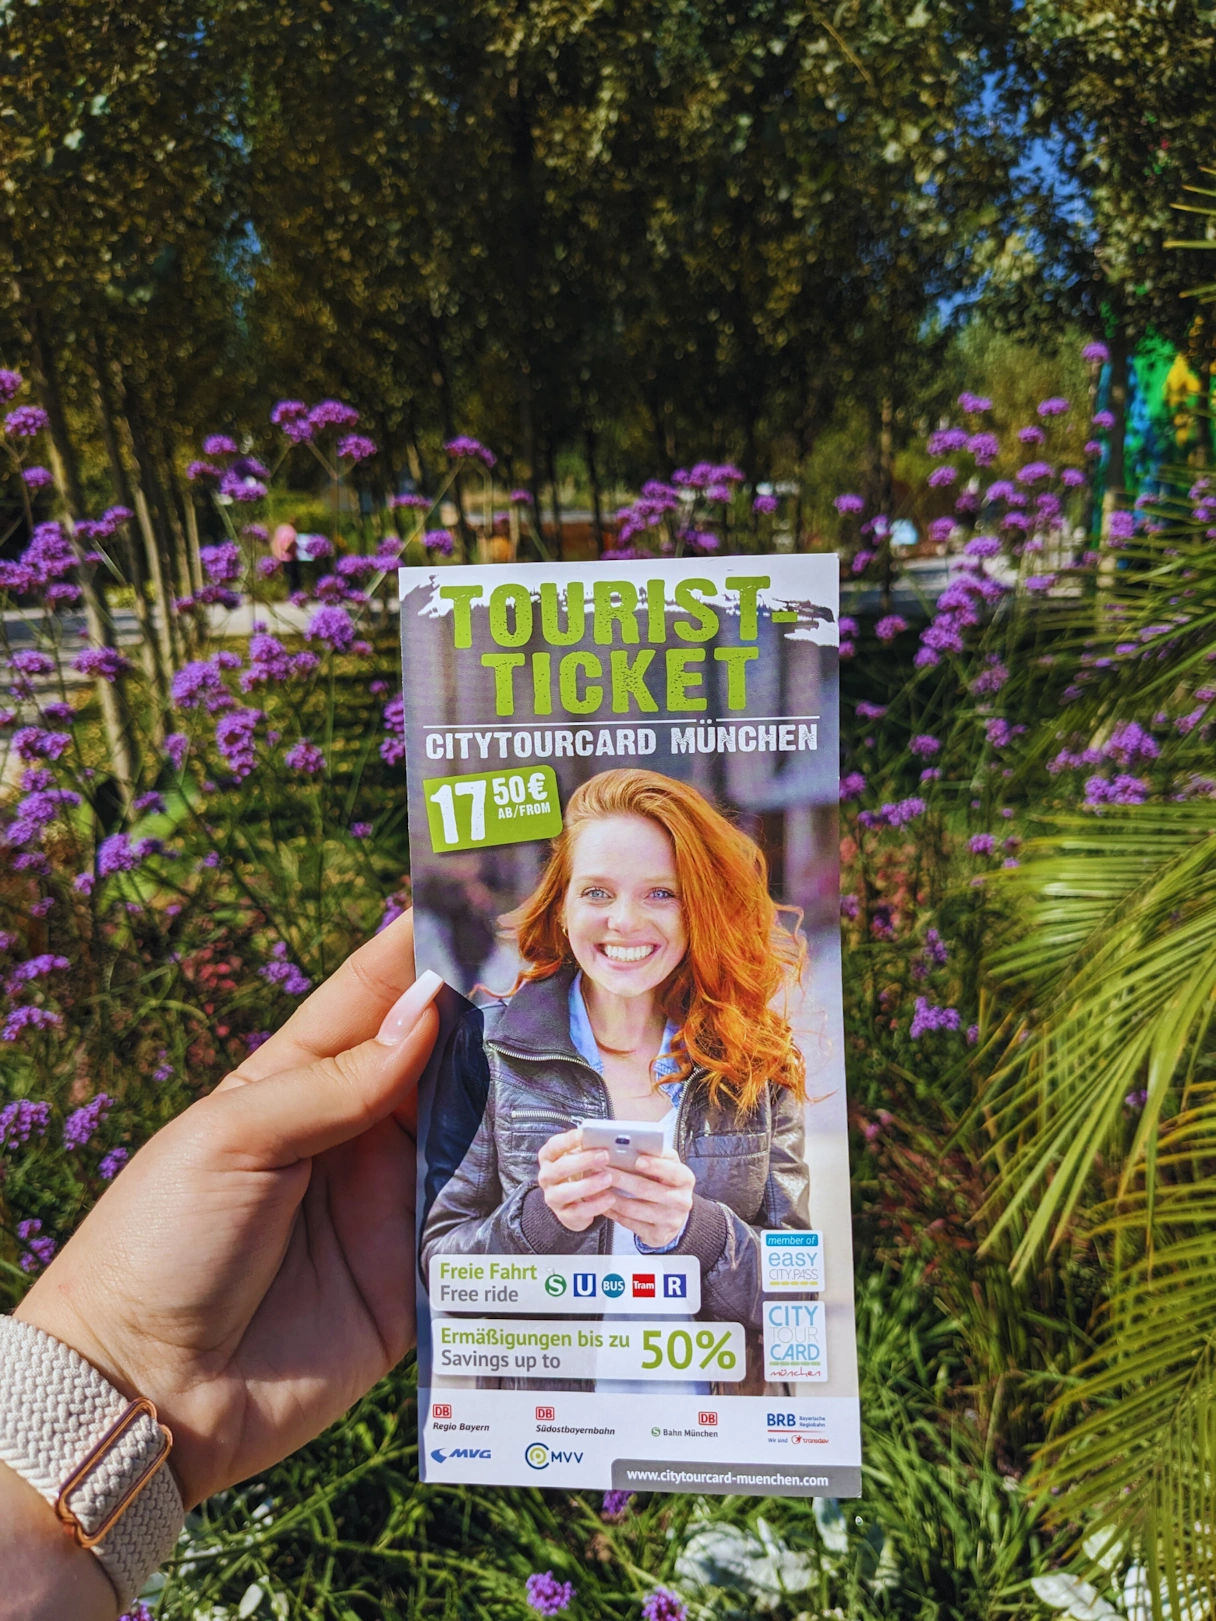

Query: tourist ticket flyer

[399,557,861,1497]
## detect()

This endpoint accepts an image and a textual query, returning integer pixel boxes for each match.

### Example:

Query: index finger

[538,1128,583,1163]
[227,908,421,1086]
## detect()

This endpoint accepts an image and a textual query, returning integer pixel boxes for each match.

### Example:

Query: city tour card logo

[432,1403,453,1421]
[544,1273,566,1297]
[525,1442,584,1470]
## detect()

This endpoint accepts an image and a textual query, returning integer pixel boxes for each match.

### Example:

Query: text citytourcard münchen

[399,557,861,1497]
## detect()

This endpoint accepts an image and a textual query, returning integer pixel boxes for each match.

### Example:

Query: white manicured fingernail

[376,970,443,1045]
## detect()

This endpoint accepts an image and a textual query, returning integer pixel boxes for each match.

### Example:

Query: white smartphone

[579,1118,665,1173]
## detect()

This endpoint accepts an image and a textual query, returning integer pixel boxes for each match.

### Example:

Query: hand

[537,1128,614,1232]
[14,909,442,1511]
[604,1151,695,1249]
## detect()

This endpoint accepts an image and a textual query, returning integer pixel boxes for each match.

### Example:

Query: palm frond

[974,804,1216,1279]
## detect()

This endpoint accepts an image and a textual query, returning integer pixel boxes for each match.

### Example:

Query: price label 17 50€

[423,766,564,853]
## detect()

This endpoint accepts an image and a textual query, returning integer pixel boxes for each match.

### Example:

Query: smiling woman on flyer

[420,768,812,1389]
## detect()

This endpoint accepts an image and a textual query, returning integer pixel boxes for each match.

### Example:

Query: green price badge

[423,765,564,854]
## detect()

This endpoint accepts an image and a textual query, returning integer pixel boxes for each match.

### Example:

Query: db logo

[432,1403,453,1420]
[536,1405,555,1422]
[698,1411,718,1427]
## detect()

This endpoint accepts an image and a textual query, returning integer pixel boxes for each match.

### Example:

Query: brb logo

[768,1413,797,1429]
[431,1447,491,1462]
[525,1443,584,1471]
[432,1403,453,1420]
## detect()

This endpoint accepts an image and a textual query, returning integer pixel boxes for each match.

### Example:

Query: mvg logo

[431,1447,491,1462]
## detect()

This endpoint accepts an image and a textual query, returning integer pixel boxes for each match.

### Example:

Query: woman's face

[562,814,688,1001]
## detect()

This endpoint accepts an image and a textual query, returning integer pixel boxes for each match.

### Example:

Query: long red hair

[502,769,806,1112]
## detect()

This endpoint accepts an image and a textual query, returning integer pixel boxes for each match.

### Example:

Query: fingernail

[376,970,443,1045]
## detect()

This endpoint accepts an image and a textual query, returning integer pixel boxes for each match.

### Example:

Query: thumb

[213,970,443,1167]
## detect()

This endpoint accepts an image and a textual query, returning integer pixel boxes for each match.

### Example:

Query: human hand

[537,1128,614,1232]
[13,909,442,1511]
[604,1151,695,1248]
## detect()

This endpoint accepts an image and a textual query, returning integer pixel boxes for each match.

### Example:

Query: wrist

[0,1458,117,1621]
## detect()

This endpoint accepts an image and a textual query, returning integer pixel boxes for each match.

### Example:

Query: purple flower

[840,893,860,920]
[271,399,309,429]
[1092,410,1116,430]
[958,392,992,412]
[203,434,238,457]
[10,649,54,677]
[284,738,325,774]
[928,427,968,455]
[972,657,1008,695]
[910,997,961,1039]
[929,517,955,544]
[601,1490,632,1521]
[310,399,360,430]
[642,1590,687,1621]
[97,833,142,875]
[118,1603,155,1621]
[851,549,876,575]
[380,693,406,765]
[856,700,886,720]
[307,606,356,651]
[928,465,957,488]
[753,493,779,515]
[910,734,941,758]
[444,435,497,468]
[1105,721,1159,765]
[0,1099,51,1149]
[17,1218,56,1272]
[834,493,864,514]
[508,488,533,505]
[391,492,431,510]
[98,1147,129,1180]
[187,460,221,483]
[1017,426,1046,446]
[1025,574,1056,593]
[200,541,243,584]
[1016,462,1054,485]
[73,646,132,682]
[1108,511,1136,542]
[4,405,48,438]
[415,527,454,558]
[525,1573,575,1616]
[350,821,373,838]
[840,771,866,800]
[215,708,262,778]
[73,872,94,896]
[1037,397,1070,417]
[1084,773,1149,809]
[966,432,1000,464]
[338,433,378,462]
[875,614,908,642]
[241,632,294,689]
[0,369,22,402]
[164,732,189,771]
[7,954,70,993]
[884,796,926,828]
[64,1094,113,1149]
[1083,341,1110,364]
[22,465,53,490]
[171,658,230,710]
[219,469,266,503]
[259,942,312,996]
[13,727,70,762]
[969,833,996,855]
[964,535,1000,559]
[337,555,380,582]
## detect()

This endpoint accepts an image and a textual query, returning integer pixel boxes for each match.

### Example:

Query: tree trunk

[877,393,896,613]
[115,380,183,667]
[584,425,604,554]
[23,302,136,792]
[546,436,562,558]
[183,492,204,595]
[86,353,168,718]
[1103,328,1130,524]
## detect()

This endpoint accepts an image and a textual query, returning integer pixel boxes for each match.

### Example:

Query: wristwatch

[0,1315,185,1610]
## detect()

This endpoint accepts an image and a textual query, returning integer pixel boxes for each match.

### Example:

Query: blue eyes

[579,887,678,903]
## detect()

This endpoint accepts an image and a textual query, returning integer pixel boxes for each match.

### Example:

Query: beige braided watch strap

[0,1315,184,1611]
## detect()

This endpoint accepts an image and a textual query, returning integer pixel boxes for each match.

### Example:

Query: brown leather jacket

[421,965,811,1363]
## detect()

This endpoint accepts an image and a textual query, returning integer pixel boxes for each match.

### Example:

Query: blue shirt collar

[568,973,683,1091]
